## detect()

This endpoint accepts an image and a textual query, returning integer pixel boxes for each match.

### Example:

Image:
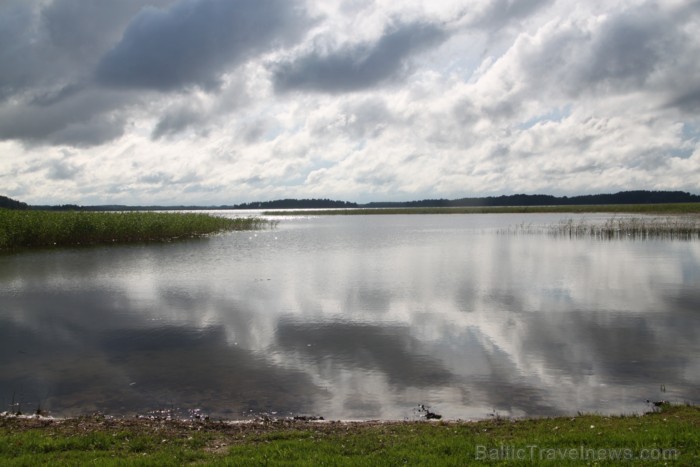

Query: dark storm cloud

[0,0,173,101]
[0,1,42,100]
[95,0,309,91]
[29,83,85,107]
[272,21,448,94]
[580,10,676,91]
[151,105,206,139]
[577,4,700,116]
[667,87,700,113]
[41,0,176,62]
[0,0,174,147]
[1,0,311,146]
[510,1,697,111]
[0,89,128,147]
[471,0,553,29]
[50,114,128,148]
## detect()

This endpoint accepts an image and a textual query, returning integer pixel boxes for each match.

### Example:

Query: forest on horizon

[2,190,699,211]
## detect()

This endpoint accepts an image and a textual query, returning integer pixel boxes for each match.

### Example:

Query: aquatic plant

[501,216,700,240]
[0,210,271,250]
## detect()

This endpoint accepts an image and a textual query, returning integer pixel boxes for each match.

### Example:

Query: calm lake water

[1,212,699,420]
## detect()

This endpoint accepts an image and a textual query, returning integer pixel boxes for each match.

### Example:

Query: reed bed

[0,210,270,250]
[502,216,700,240]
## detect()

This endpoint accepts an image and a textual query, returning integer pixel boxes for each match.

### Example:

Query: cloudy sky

[1,0,699,205]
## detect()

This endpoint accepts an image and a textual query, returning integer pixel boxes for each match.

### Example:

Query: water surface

[1,213,698,420]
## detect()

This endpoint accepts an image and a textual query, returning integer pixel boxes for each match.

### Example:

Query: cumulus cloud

[0,1,51,101]
[272,21,448,93]
[95,0,310,91]
[0,0,171,101]
[668,88,700,113]
[0,0,171,147]
[0,0,309,148]
[0,87,129,147]
[151,105,207,140]
[41,0,175,61]
[1,0,699,204]
[469,0,554,29]
[47,157,82,181]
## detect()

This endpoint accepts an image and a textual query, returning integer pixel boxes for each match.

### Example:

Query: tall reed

[0,210,271,250]
[501,216,700,240]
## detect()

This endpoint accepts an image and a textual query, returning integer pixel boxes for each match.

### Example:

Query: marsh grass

[0,210,270,251]
[502,216,700,240]
[0,404,697,465]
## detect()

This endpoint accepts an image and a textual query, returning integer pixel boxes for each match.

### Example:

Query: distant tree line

[0,195,29,210]
[233,198,358,209]
[361,191,700,208]
[2,191,699,211]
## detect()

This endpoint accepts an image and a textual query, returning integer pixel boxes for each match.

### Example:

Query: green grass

[0,210,271,251]
[0,404,697,465]
[264,203,700,216]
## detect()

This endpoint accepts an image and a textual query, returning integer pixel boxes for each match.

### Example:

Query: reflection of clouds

[274,321,455,387]
[0,287,323,417]
[0,215,699,419]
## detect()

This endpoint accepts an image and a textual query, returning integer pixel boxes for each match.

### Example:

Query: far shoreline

[263,202,700,215]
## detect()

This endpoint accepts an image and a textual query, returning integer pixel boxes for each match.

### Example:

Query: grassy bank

[264,203,700,216]
[0,405,697,465]
[0,210,270,251]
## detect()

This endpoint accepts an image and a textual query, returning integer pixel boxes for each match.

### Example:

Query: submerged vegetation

[503,216,700,240]
[0,404,697,465]
[0,210,270,251]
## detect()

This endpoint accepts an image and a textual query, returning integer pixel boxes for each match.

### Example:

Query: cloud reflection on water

[0,215,698,419]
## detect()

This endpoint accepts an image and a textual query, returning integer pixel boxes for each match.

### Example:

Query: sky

[1,0,699,205]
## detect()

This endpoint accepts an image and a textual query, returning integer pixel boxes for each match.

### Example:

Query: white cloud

[1,0,699,205]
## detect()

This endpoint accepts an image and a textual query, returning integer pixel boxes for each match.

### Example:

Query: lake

[1,212,698,420]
